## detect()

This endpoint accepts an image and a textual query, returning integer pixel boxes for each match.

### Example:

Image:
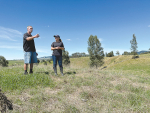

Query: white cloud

[148,25,150,27]
[99,38,103,42]
[67,39,71,41]
[0,45,22,50]
[48,25,49,27]
[0,26,22,41]
[0,35,17,41]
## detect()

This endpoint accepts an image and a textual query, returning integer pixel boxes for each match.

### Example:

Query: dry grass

[1,55,150,112]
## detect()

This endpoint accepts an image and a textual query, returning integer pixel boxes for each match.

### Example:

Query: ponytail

[59,38,62,42]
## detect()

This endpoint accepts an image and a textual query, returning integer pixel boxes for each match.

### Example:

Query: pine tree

[130,34,138,57]
[88,35,104,68]
[62,49,70,66]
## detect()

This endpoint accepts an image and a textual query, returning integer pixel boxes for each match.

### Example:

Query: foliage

[37,59,40,64]
[0,56,9,67]
[122,51,131,55]
[62,49,70,66]
[88,35,104,68]
[106,51,114,57]
[71,52,88,58]
[41,59,47,65]
[47,59,52,63]
[116,51,120,56]
[130,34,138,56]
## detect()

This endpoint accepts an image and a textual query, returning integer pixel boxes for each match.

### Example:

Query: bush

[132,55,139,59]
[0,56,9,67]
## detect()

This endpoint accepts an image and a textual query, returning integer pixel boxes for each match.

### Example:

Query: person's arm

[51,47,57,50]
[58,47,64,50]
[26,34,39,41]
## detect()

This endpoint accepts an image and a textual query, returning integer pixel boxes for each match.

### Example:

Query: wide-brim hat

[54,35,60,38]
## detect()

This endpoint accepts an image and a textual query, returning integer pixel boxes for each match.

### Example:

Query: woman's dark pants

[52,55,63,75]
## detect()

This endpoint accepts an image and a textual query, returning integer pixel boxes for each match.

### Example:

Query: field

[1,54,150,112]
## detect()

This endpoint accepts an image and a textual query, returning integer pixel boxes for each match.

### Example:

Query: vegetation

[0,56,9,67]
[1,54,150,112]
[116,51,120,56]
[106,51,114,57]
[130,34,138,56]
[88,35,104,68]
[62,49,70,66]
[71,52,88,58]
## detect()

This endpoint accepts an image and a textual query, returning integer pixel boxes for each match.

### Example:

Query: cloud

[0,35,17,41]
[0,45,22,50]
[48,25,49,27]
[99,38,103,42]
[148,25,150,27]
[67,39,71,41]
[0,26,22,41]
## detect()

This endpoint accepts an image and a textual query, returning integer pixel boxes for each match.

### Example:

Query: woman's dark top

[51,42,64,56]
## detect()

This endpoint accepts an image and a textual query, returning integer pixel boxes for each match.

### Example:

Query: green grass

[1,54,150,112]
[0,66,55,92]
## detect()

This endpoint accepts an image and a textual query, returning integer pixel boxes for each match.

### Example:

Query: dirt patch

[0,89,13,112]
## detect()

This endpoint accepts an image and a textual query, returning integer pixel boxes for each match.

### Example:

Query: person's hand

[55,47,59,49]
[36,52,38,56]
[34,34,40,38]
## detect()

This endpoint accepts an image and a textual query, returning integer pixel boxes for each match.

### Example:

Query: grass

[1,54,150,112]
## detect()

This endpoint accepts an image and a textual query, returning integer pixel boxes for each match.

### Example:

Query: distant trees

[62,49,70,66]
[122,51,130,55]
[116,51,120,56]
[88,35,104,68]
[106,51,114,57]
[71,52,88,58]
[0,56,9,67]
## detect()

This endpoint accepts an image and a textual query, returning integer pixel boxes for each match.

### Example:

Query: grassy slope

[1,54,150,112]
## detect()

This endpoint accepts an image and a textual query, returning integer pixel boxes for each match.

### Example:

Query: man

[23,26,39,75]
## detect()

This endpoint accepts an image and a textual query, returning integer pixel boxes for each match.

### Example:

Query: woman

[51,35,64,76]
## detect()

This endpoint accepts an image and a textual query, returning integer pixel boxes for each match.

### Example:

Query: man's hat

[54,35,60,38]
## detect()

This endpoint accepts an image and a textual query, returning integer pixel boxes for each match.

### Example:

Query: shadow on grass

[36,72,49,74]
[65,71,76,75]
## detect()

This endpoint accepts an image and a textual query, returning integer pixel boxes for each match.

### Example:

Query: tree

[0,56,9,67]
[122,51,130,55]
[130,34,138,56]
[116,51,120,56]
[105,52,108,57]
[107,51,114,57]
[62,49,70,66]
[88,35,104,68]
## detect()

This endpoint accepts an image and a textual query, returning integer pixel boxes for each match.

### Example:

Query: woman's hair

[59,38,62,42]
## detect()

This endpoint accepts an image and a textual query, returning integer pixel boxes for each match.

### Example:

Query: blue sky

[0,0,150,60]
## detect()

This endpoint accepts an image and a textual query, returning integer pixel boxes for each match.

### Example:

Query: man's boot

[53,67,57,76]
[60,67,64,76]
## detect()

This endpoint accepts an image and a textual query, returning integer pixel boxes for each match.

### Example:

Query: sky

[0,0,150,60]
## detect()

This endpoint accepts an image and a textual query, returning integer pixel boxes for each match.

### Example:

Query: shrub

[0,56,9,67]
